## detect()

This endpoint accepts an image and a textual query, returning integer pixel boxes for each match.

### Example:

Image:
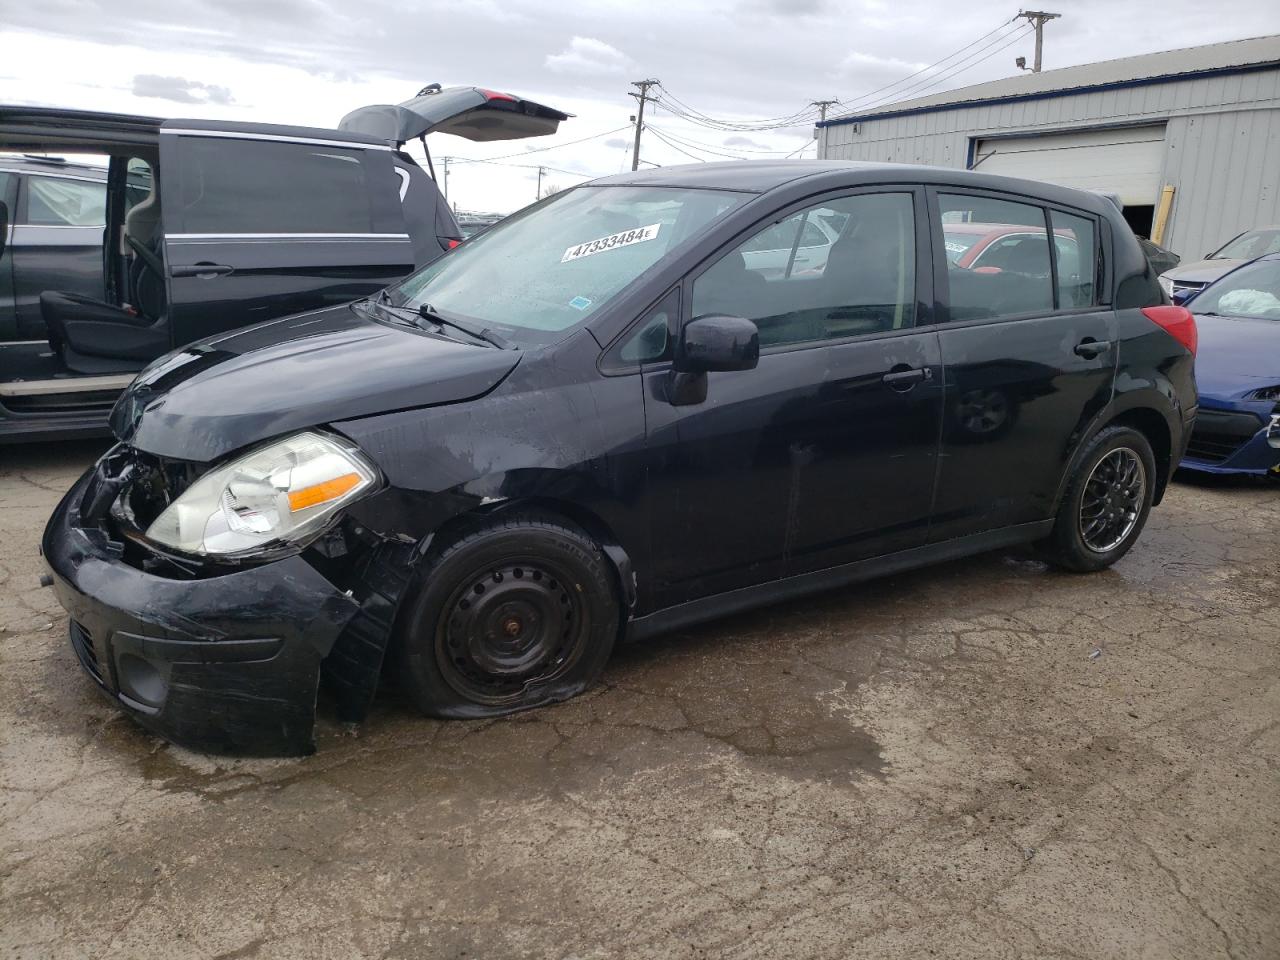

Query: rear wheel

[1041,425,1156,572]
[396,518,618,718]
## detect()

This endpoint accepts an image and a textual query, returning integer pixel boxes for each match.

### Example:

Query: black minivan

[43,160,1198,755]
[0,86,569,440]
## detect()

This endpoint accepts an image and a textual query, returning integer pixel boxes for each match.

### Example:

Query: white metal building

[816,35,1280,260]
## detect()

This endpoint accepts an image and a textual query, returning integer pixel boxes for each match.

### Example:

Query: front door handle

[1074,338,1112,359]
[882,365,931,391]
[171,263,234,278]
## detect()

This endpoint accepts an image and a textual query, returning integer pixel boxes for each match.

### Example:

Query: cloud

[724,135,769,149]
[545,36,632,75]
[836,51,929,77]
[603,137,630,149]
[132,74,235,105]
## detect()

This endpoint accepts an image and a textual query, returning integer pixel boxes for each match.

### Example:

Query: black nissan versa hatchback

[42,160,1198,755]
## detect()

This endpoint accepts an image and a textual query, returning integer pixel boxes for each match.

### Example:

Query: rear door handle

[1073,338,1112,359]
[171,263,234,278]
[882,366,931,391]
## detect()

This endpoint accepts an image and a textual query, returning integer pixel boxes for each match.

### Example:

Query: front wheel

[395,518,619,718]
[1040,425,1157,572]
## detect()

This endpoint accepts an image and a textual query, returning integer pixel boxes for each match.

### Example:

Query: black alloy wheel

[1041,425,1156,572]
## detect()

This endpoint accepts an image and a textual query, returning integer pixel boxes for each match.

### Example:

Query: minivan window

[939,194,1053,321]
[393,186,748,346]
[24,175,106,226]
[1050,210,1097,308]
[692,192,916,347]
[171,138,385,235]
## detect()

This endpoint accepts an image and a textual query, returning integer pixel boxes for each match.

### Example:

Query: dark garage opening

[1123,204,1155,239]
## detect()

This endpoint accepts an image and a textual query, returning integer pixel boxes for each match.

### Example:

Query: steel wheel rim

[1078,446,1146,553]
[435,557,588,706]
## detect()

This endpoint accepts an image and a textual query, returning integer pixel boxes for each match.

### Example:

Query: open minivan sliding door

[159,122,416,346]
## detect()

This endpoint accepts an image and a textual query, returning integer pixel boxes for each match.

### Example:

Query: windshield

[392,185,749,346]
[1210,228,1280,261]
[1193,260,1280,320]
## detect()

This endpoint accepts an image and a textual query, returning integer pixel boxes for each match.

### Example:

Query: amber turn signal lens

[287,472,362,512]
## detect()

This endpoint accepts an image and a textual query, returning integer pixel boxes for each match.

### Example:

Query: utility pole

[440,156,449,201]
[536,165,545,200]
[629,79,659,172]
[1017,10,1060,72]
[810,99,838,123]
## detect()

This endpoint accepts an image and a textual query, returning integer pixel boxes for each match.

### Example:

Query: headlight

[146,432,379,556]
[1158,274,1174,297]
[1268,411,1280,449]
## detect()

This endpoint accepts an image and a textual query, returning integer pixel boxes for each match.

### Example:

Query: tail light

[480,89,517,103]
[446,239,462,250]
[1141,305,1197,355]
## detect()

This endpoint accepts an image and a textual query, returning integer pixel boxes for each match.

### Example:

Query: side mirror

[0,200,8,260]
[676,315,759,373]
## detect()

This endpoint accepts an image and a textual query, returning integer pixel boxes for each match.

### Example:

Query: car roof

[0,153,109,178]
[0,105,388,152]
[589,160,1119,215]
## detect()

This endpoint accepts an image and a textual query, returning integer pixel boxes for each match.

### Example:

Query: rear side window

[939,194,1053,322]
[24,175,106,226]
[170,137,398,235]
[1050,210,1097,308]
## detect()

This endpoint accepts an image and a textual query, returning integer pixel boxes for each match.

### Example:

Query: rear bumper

[43,467,361,755]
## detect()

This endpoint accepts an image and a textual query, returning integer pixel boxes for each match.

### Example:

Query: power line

[445,124,633,165]
[832,18,1019,112]
[827,23,1034,121]
[645,123,805,157]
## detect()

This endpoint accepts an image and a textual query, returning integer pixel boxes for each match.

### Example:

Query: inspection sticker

[561,223,661,263]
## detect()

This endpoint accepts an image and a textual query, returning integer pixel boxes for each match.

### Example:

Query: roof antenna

[416,83,442,97]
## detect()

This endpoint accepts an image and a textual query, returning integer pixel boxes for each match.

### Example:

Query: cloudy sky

[3,0,1278,212]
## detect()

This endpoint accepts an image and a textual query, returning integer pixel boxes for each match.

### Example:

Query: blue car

[1179,252,1280,476]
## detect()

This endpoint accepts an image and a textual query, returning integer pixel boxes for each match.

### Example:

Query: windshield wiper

[418,304,512,350]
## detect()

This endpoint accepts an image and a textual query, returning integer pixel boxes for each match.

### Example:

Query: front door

[928,190,1116,540]
[644,189,941,607]
[160,128,415,347]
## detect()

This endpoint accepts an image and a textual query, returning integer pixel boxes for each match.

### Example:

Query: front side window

[394,185,747,346]
[691,192,917,348]
[171,137,392,234]
[24,175,106,226]
[939,194,1053,321]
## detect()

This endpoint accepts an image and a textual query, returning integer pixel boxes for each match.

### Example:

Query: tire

[1040,425,1157,573]
[395,517,619,719]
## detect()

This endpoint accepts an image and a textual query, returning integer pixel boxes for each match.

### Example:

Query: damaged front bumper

[43,465,370,756]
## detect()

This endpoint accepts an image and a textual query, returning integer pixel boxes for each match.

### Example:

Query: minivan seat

[40,177,169,373]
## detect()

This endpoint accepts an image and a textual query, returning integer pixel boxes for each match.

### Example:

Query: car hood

[1163,258,1242,284]
[1192,312,1280,398]
[111,304,521,462]
[339,85,571,146]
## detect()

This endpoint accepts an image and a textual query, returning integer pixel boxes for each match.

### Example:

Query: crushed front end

[42,444,409,756]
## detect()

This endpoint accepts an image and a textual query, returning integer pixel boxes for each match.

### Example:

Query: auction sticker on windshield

[561,223,661,263]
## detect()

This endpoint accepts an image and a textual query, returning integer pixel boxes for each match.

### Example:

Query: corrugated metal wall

[818,68,1280,259]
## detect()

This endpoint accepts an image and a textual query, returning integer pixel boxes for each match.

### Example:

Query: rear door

[160,126,415,346]
[10,170,107,338]
[927,188,1116,540]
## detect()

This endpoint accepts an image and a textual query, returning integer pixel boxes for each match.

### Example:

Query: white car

[739,209,843,279]
[1158,225,1280,299]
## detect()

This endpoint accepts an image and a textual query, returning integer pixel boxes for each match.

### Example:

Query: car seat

[39,176,169,374]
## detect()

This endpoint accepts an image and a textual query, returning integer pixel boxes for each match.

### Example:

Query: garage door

[972,126,1166,206]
